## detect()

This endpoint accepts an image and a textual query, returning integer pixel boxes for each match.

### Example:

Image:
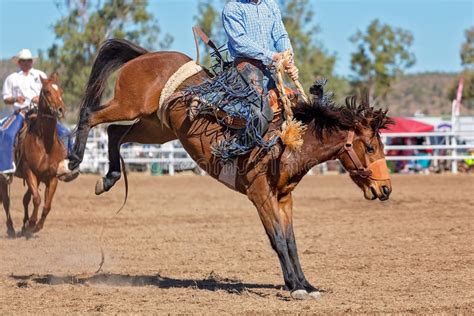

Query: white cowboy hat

[11,49,37,63]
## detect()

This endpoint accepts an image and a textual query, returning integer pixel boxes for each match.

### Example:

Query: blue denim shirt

[222,0,293,65]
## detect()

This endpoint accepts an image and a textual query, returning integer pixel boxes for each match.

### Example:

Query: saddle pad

[157,60,203,127]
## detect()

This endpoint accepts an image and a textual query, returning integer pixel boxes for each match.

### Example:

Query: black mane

[293,79,393,138]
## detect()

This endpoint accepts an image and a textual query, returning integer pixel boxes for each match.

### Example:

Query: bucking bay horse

[1,74,67,237]
[65,39,392,300]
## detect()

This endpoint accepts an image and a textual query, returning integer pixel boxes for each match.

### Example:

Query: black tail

[69,39,148,171]
[80,38,148,115]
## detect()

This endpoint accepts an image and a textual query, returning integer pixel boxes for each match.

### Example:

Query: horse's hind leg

[95,118,176,195]
[94,124,130,195]
[69,99,147,172]
[34,177,58,232]
[0,181,15,238]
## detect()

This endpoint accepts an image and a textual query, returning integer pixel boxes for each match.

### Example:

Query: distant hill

[1,59,471,117]
[384,72,472,117]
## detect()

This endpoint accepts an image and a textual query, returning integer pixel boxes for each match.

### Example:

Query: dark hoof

[58,168,80,182]
[20,227,34,239]
[7,228,16,239]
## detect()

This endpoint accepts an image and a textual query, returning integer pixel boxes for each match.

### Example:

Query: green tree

[461,27,474,67]
[194,0,222,67]
[279,0,337,89]
[448,27,474,110]
[40,0,172,119]
[349,19,415,101]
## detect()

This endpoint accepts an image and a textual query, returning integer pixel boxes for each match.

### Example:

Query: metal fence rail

[80,130,474,175]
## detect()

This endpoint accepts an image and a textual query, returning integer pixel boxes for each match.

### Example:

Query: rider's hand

[272,52,284,63]
[31,96,39,104]
[16,96,26,104]
[285,63,299,81]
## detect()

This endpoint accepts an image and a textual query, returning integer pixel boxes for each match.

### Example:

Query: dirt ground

[0,173,473,314]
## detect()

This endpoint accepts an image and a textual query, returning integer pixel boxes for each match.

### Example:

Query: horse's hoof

[308,291,322,300]
[21,228,33,239]
[291,289,310,300]
[58,162,80,182]
[95,178,106,195]
[7,229,16,239]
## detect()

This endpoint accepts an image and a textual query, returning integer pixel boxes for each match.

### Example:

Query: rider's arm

[2,74,15,105]
[2,74,25,107]
[270,2,293,54]
[222,3,276,66]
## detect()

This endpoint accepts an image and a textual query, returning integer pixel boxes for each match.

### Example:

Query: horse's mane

[293,79,393,138]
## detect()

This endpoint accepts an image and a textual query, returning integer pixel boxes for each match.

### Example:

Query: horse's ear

[49,72,59,83]
[40,75,47,85]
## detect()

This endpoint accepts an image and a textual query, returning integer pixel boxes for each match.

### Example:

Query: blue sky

[0,0,472,76]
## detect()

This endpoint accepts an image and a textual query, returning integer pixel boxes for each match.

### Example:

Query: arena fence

[80,130,474,175]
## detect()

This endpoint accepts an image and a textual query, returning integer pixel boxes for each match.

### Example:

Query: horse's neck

[36,114,58,152]
[281,125,347,179]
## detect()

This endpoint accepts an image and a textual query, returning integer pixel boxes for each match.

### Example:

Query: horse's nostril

[370,186,377,200]
[382,186,391,196]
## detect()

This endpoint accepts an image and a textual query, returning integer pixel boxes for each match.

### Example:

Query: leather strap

[192,26,224,64]
[337,129,390,180]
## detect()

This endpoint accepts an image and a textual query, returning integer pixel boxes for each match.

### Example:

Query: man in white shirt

[2,49,47,110]
[0,49,71,180]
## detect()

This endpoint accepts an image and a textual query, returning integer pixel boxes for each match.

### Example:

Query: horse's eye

[366,145,375,154]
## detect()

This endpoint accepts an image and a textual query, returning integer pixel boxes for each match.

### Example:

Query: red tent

[381,117,434,133]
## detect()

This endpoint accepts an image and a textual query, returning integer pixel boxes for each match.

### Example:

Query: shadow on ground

[11,272,282,296]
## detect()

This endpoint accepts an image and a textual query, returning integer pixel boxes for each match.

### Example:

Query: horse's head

[39,73,65,119]
[296,80,393,201]
[336,95,393,201]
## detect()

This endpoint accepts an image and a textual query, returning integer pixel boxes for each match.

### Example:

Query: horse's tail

[80,39,148,115]
[68,39,148,172]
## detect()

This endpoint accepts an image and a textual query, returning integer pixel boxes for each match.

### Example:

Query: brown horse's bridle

[38,89,62,119]
[336,129,390,181]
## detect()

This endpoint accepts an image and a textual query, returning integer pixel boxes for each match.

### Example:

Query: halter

[38,88,61,119]
[336,129,390,181]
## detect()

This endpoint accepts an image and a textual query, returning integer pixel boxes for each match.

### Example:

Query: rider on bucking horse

[188,0,300,160]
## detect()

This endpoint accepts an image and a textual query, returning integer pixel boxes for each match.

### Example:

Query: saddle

[188,58,299,130]
[208,87,296,129]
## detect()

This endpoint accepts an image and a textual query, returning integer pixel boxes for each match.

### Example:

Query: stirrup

[0,173,13,184]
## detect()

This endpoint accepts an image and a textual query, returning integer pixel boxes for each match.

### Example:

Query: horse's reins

[336,129,390,181]
[273,49,309,119]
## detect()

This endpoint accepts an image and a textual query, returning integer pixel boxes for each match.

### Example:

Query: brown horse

[0,74,67,237]
[66,39,392,300]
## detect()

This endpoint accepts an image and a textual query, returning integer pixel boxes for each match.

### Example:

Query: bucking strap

[157,60,203,127]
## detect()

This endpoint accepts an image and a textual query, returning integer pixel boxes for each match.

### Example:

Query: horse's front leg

[278,193,321,299]
[34,177,58,232]
[21,190,32,233]
[247,179,310,300]
[0,181,15,238]
[23,170,41,234]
